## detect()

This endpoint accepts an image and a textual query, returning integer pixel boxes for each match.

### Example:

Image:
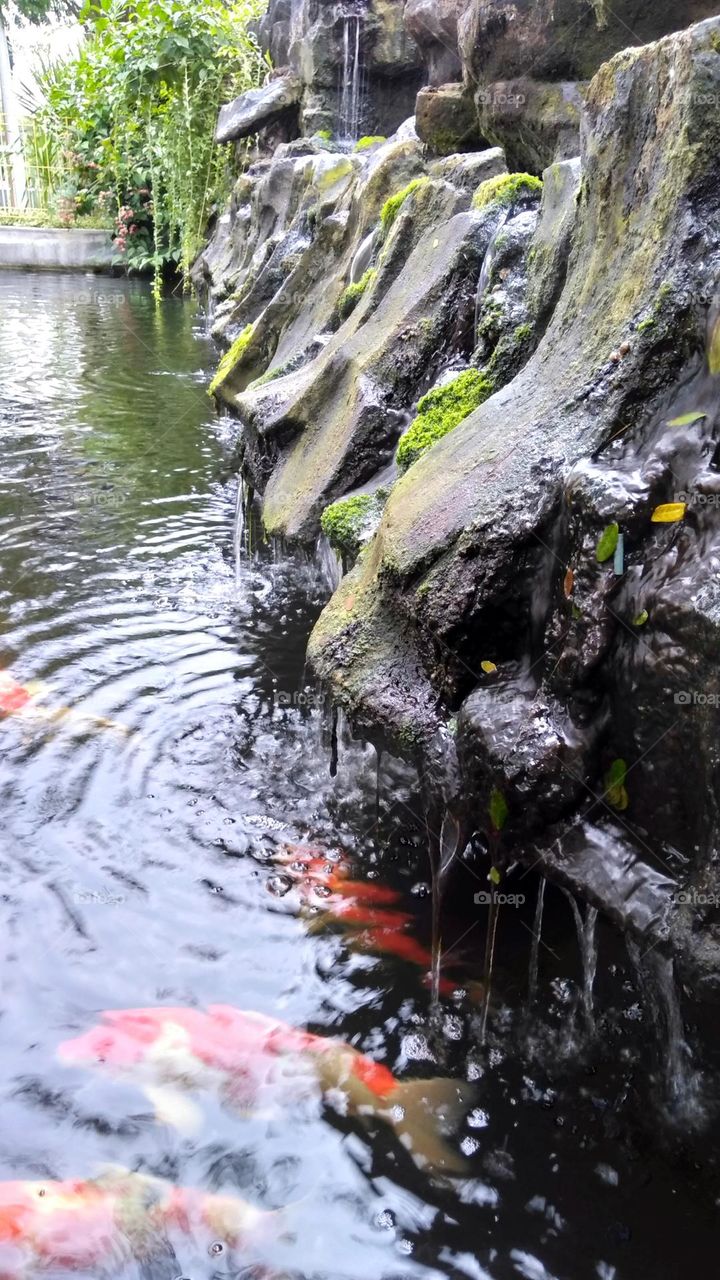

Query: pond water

[0,271,717,1280]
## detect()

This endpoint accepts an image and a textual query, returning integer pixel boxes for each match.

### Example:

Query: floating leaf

[481,660,498,674]
[651,503,686,523]
[604,758,629,810]
[572,604,583,620]
[596,522,619,563]
[489,866,501,885]
[633,609,649,626]
[563,568,574,597]
[489,787,508,833]
[667,411,706,427]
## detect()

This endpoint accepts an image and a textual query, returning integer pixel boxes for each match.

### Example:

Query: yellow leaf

[651,503,686,523]
[709,315,720,376]
[481,660,497,674]
[489,866,501,885]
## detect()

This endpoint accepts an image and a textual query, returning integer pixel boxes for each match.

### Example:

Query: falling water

[528,877,546,1005]
[562,890,598,1033]
[233,476,246,583]
[339,11,364,141]
[626,941,704,1126]
[474,210,510,337]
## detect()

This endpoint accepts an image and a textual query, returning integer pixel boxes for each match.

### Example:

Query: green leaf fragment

[604,758,629,810]
[667,412,707,427]
[596,523,619,563]
[633,609,649,626]
[489,787,508,832]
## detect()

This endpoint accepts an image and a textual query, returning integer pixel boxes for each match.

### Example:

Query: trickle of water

[474,210,509,336]
[626,940,705,1126]
[563,890,598,1033]
[528,877,546,1005]
[339,10,364,141]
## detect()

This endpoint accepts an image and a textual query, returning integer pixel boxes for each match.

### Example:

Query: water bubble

[411,881,430,897]
[375,1208,396,1230]
[208,1241,224,1256]
[313,883,332,898]
[267,874,293,897]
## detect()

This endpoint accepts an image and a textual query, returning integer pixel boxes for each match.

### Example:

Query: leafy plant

[31,0,265,290]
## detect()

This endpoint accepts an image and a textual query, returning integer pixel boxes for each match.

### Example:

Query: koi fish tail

[384,1078,475,1176]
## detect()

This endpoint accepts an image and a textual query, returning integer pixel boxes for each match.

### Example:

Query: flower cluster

[114,204,140,254]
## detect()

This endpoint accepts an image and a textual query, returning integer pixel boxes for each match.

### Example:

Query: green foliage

[472,172,543,211]
[209,323,255,396]
[353,135,386,152]
[0,206,111,228]
[380,177,429,238]
[337,267,375,321]
[396,370,494,471]
[596,522,619,563]
[320,494,376,559]
[32,0,265,290]
[3,0,79,19]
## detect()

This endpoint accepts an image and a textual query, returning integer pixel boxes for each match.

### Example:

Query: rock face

[202,5,720,1002]
[403,0,463,85]
[306,18,720,998]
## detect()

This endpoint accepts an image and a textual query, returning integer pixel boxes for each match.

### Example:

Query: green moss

[209,323,255,397]
[316,156,354,192]
[709,29,720,53]
[320,494,376,558]
[513,323,533,342]
[354,135,386,152]
[315,129,332,141]
[337,268,376,321]
[396,370,494,471]
[472,172,543,211]
[380,178,430,238]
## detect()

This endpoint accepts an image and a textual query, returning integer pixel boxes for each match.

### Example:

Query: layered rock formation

[200,10,720,1001]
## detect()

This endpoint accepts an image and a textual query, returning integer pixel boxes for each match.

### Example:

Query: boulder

[216,74,303,144]
[415,82,483,155]
[526,156,581,324]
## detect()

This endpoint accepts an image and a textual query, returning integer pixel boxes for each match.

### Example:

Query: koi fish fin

[384,1078,475,1176]
[144,1085,203,1135]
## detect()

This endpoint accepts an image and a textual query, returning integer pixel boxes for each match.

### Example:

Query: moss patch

[354,135,386,152]
[209,323,255,397]
[337,268,376,321]
[396,370,494,471]
[380,178,430,239]
[472,172,543,211]
[320,494,377,558]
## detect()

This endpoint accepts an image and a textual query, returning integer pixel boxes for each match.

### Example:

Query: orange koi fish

[59,1007,471,1174]
[0,1167,272,1277]
[0,671,129,737]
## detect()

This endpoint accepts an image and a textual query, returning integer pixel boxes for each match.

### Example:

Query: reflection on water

[0,271,717,1280]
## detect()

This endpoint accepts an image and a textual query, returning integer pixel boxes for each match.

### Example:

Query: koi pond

[0,271,717,1279]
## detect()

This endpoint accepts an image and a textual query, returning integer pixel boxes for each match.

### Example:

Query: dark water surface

[0,272,717,1280]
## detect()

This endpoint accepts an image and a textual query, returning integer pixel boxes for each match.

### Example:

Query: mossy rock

[320,493,382,559]
[337,268,376,322]
[472,172,543,211]
[380,178,431,239]
[354,135,387,152]
[396,369,494,471]
[209,323,255,397]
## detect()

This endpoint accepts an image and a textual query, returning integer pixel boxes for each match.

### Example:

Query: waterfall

[339,11,364,141]
[626,941,704,1126]
[233,476,246,583]
[562,890,598,1033]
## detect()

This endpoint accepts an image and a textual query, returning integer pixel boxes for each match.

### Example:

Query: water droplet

[267,874,292,897]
